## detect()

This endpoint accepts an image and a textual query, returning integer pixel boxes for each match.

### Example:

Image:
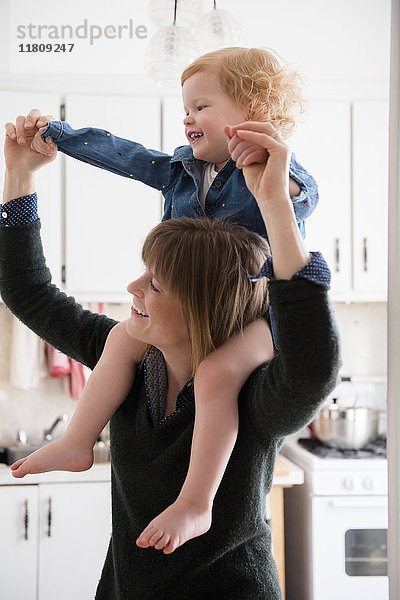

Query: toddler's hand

[225,124,269,168]
[31,129,56,156]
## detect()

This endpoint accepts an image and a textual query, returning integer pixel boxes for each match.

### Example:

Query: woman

[0,118,340,599]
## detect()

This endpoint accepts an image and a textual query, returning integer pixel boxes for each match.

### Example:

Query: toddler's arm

[11,109,176,192]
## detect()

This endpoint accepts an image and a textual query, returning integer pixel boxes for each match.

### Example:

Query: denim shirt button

[214,180,222,188]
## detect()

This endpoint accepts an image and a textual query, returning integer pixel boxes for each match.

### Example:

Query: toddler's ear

[224,124,233,139]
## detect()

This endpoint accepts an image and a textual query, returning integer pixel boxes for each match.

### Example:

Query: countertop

[0,462,111,485]
[0,454,303,486]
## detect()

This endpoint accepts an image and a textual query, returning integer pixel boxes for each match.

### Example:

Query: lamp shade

[197,8,243,54]
[148,0,204,28]
[145,25,199,87]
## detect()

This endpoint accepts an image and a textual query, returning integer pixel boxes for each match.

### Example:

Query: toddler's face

[182,70,247,170]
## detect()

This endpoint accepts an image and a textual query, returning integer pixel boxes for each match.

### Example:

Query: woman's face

[125,270,190,354]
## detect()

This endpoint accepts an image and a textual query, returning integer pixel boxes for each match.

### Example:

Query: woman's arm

[242,270,340,439]
[1,121,117,369]
[227,121,310,278]
[226,122,340,439]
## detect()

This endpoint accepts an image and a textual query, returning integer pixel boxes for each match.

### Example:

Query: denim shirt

[41,121,318,240]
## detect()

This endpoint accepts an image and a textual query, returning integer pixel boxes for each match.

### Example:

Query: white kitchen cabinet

[352,100,389,296]
[38,481,111,600]
[162,95,187,153]
[0,480,111,600]
[290,99,388,301]
[0,91,63,288]
[290,101,352,296]
[0,485,39,600]
[64,94,162,301]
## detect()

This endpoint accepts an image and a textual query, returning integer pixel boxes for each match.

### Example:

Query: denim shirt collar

[169,144,199,164]
[170,145,237,183]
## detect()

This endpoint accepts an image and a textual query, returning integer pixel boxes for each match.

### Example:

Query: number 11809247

[18,43,75,52]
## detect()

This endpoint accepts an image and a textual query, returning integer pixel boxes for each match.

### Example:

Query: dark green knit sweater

[0,221,340,600]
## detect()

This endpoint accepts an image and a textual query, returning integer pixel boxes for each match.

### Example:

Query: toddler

[10,47,317,555]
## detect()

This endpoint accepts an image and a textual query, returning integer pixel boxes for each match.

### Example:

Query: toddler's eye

[197,105,205,112]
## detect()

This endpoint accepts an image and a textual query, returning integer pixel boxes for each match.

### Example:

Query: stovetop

[298,437,387,459]
[282,437,388,473]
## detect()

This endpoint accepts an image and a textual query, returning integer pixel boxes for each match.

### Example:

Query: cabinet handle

[47,496,52,537]
[363,237,368,271]
[334,238,340,273]
[24,499,29,541]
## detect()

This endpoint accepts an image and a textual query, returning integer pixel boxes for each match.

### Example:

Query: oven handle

[330,497,387,508]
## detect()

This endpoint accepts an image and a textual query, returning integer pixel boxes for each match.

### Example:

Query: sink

[0,442,49,466]
[0,415,70,466]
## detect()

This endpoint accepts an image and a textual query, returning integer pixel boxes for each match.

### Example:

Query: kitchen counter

[0,454,302,598]
[0,462,111,485]
[0,454,302,486]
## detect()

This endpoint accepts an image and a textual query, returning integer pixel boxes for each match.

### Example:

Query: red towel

[46,345,85,400]
[46,345,71,377]
[69,358,86,400]
[45,304,104,400]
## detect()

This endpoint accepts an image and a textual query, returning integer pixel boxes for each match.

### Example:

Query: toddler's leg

[11,322,146,478]
[136,318,274,553]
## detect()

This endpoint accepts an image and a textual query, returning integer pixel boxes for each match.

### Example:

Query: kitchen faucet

[43,414,69,442]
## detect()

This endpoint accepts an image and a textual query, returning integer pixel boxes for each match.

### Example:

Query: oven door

[311,495,388,600]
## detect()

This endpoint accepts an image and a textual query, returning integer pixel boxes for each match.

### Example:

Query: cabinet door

[162,95,187,153]
[352,100,389,297]
[64,95,162,301]
[38,481,111,600]
[0,92,62,288]
[0,485,38,600]
[289,101,352,297]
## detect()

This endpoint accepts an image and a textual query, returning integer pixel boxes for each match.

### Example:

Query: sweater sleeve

[41,121,179,192]
[0,220,117,369]
[244,278,341,441]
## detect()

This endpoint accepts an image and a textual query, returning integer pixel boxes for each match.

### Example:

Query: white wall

[0,0,391,85]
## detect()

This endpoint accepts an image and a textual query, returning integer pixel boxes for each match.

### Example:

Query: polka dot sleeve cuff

[249,251,331,288]
[0,193,39,227]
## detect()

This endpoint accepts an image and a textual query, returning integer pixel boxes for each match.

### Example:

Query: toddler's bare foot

[136,497,212,554]
[10,438,93,478]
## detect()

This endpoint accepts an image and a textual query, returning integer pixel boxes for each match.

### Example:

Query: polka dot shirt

[0,193,38,226]
[143,348,194,429]
[249,252,331,288]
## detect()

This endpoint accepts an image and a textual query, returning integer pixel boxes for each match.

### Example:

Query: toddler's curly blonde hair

[181,47,304,138]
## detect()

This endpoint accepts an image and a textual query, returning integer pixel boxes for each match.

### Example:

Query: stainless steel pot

[314,399,379,450]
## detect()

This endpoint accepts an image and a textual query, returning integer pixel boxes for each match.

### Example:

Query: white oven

[282,439,388,600]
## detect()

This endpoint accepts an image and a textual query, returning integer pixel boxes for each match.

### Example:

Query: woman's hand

[3,111,57,204]
[226,121,310,279]
[4,118,57,174]
[225,121,290,205]
[5,107,57,167]
[227,126,269,168]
